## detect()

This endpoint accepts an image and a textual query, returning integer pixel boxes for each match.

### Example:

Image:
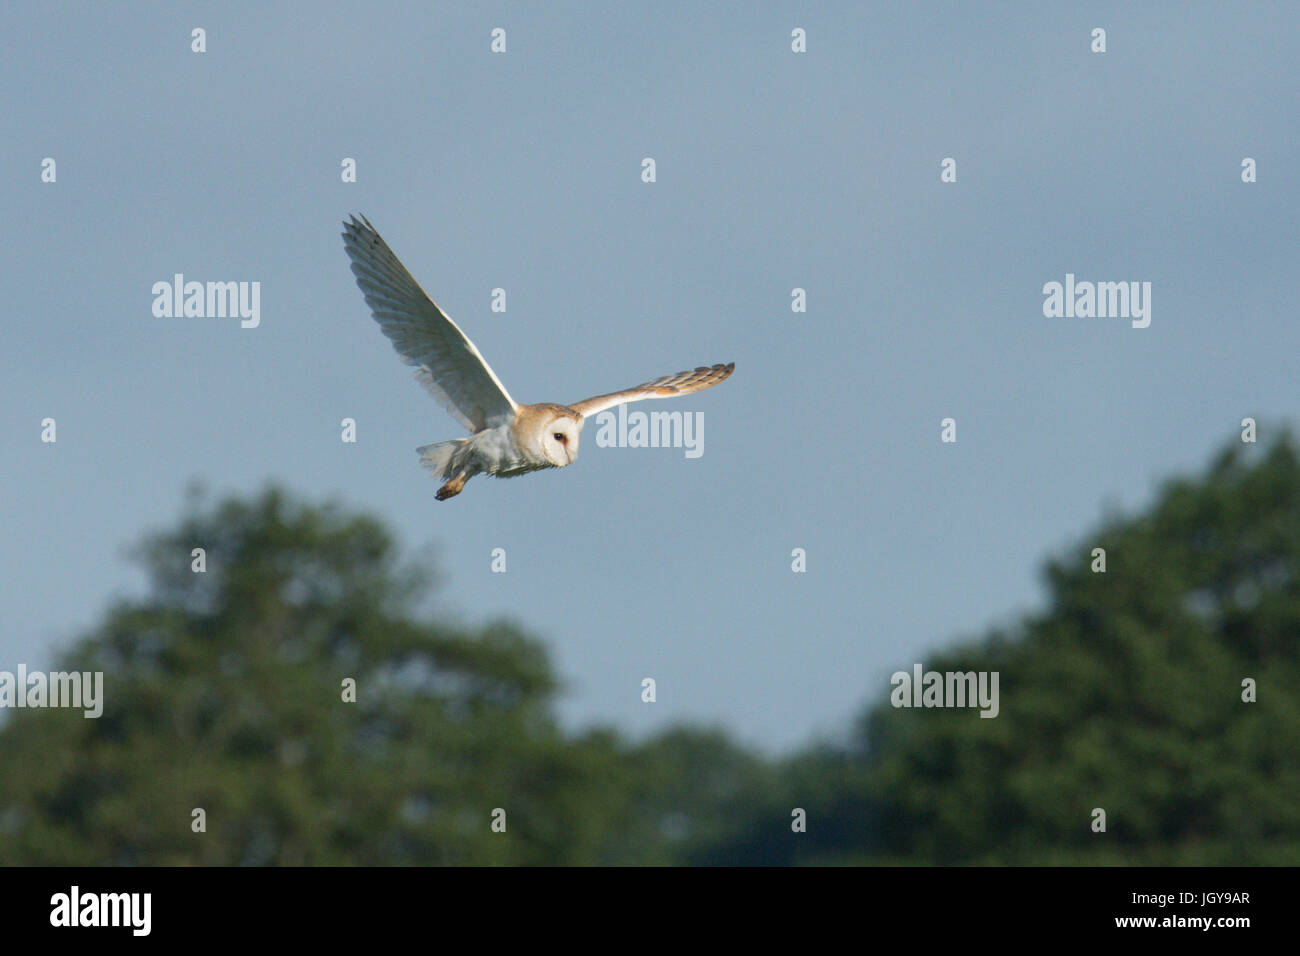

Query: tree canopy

[2,436,1297,864]
[696,436,1300,865]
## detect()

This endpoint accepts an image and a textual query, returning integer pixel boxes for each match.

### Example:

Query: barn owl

[342,215,734,500]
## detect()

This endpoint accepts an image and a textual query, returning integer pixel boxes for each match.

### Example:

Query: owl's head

[540,413,582,467]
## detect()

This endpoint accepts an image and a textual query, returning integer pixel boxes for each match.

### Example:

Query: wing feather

[569,363,735,419]
[342,215,517,433]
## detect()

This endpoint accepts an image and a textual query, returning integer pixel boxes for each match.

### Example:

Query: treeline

[2,436,1296,865]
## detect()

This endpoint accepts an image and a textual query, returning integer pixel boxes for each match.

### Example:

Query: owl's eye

[553,432,566,442]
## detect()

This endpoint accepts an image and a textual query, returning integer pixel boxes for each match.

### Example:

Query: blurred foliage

[1,435,1297,864]
[696,435,1300,865]
[0,489,759,865]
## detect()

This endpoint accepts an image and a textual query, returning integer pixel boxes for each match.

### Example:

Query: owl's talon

[436,475,467,500]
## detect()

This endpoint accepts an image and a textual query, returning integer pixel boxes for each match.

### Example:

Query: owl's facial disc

[541,416,581,466]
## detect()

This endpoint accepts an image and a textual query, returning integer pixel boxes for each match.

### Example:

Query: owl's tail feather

[416,440,463,480]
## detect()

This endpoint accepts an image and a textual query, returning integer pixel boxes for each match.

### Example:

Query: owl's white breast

[469,421,548,477]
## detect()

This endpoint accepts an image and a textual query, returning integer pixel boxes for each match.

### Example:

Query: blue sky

[3,2,1297,752]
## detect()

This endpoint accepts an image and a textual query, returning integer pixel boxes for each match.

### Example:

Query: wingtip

[341,215,383,256]
[342,213,377,234]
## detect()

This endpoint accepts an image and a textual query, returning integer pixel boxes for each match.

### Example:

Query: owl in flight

[342,215,734,500]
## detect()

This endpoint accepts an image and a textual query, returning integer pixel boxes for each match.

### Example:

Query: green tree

[6,433,1298,866]
[0,488,640,864]
[699,434,1300,865]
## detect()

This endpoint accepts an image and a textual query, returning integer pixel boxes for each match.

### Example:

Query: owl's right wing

[569,363,735,419]
[342,214,517,434]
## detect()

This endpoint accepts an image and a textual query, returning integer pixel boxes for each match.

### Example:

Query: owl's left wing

[569,363,734,419]
[342,214,518,434]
